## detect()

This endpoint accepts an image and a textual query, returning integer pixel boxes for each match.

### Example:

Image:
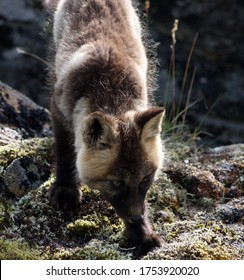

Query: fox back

[46,0,165,255]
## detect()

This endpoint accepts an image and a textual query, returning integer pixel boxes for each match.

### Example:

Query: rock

[0,82,53,197]
[0,137,54,196]
[0,126,22,146]
[4,158,30,197]
[0,81,52,138]
[216,199,244,224]
[165,162,225,200]
[0,0,47,107]
[208,144,244,159]
[0,0,36,22]
[165,142,244,201]
[4,156,50,197]
[202,144,244,199]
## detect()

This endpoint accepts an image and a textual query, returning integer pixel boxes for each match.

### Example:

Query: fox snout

[126,203,146,224]
[122,208,145,224]
[104,191,147,224]
[130,214,144,224]
[116,208,145,224]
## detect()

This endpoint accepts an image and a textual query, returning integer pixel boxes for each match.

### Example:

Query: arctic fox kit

[46,0,165,255]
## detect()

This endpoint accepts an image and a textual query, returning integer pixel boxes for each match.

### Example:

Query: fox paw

[136,234,163,257]
[48,183,82,210]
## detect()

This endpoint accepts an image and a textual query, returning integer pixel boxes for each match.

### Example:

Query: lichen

[143,219,244,260]
[49,239,132,260]
[143,240,239,260]
[0,238,42,260]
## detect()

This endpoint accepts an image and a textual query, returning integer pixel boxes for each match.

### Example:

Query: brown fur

[46,0,165,256]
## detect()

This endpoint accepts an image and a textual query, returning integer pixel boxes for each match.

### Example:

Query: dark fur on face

[46,0,165,256]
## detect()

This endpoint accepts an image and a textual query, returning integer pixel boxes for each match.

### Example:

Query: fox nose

[130,214,144,223]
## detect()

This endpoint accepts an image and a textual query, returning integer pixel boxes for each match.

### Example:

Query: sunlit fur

[46,0,165,255]
[76,110,164,194]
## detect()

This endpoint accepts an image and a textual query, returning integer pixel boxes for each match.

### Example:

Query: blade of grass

[182,66,197,126]
[196,92,226,132]
[16,48,51,67]
[172,96,202,124]
[170,19,179,123]
[177,33,198,116]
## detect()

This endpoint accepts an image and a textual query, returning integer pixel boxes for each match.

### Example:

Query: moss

[80,185,101,201]
[148,174,189,222]
[151,218,244,259]
[0,197,11,228]
[0,136,243,260]
[0,238,42,260]
[165,142,193,161]
[50,239,132,260]
[0,201,6,225]
[0,137,53,169]
[67,219,99,236]
[1,168,243,260]
[143,240,238,260]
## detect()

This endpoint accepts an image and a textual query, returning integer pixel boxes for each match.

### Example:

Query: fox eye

[109,180,122,188]
[142,176,149,184]
[139,173,154,192]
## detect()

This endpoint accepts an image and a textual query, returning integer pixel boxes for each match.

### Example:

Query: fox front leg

[48,100,82,210]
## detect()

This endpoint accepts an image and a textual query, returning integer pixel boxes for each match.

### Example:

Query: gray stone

[0,81,52,138]
[4,156,45,197]
[0,0,36,22]
[216,200,244,223]
[4,158,30,197]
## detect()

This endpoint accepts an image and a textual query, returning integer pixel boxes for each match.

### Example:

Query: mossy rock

[0,137,54,197]
[0,137,54,169]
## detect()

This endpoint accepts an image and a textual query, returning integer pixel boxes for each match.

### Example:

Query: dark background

[0,0,243,146]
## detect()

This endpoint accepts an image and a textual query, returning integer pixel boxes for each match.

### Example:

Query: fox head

[76,107,165,223]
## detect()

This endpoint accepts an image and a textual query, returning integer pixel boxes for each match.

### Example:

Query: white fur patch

[54,45,92,118]
[134,63,148,101]
[56,45,91,80]
[123,0,148,85]
[72,97,90,152]
[53,0,67,43]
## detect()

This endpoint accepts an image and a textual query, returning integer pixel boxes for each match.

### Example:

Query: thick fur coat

[46,0,165,256]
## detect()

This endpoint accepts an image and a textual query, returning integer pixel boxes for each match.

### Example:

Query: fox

[45,0,165,256]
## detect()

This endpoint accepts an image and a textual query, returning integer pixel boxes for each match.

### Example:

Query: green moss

[0,137,53,168]
[67,219,99,236]
[0,238,42,260]
[0,196,13,230]
[0,201,5,225]
[1,137,243,260]
[80,185,100,201]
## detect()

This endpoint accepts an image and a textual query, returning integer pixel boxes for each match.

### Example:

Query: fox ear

[83,112,116,149]
[135,107,165,141]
